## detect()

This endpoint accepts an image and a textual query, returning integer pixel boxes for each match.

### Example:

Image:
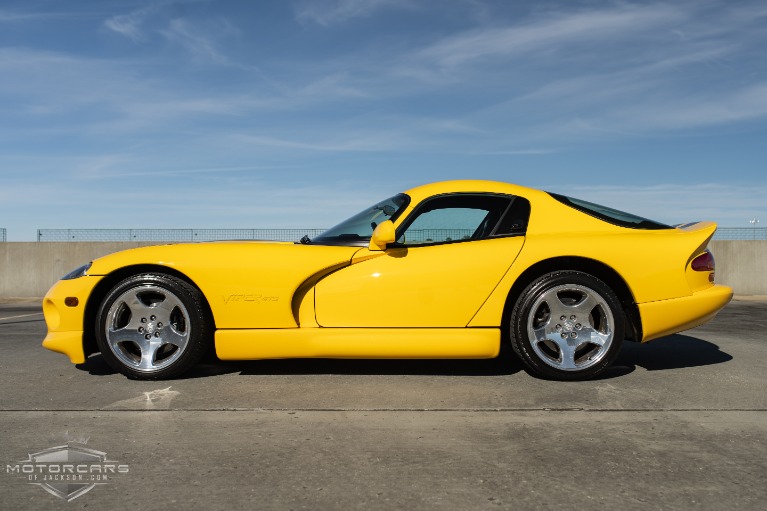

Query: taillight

[692,250,715,272]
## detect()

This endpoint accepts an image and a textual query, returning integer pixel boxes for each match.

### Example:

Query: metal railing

[36,228,479,243]
[402,229,474,243]
[0,228,5,242]
[37,229,327,242]
[712,227,767,240]
[28,226,767,242]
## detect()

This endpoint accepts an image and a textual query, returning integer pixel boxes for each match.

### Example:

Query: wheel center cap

[145,323,156,334]
[563,320,575,332]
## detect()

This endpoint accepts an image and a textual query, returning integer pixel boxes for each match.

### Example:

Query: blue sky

[1,0,766,240]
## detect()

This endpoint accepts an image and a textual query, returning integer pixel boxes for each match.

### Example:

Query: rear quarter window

[548,193,672,230]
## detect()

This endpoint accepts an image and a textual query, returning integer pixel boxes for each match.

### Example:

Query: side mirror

[369,220,396,251]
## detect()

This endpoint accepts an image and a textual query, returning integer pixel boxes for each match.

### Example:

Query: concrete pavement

[1,300,765,510]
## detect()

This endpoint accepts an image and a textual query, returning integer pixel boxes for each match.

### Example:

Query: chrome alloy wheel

[104,285,191,373]
[526,284,614,371]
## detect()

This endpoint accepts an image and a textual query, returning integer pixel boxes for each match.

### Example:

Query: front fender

[88,242,361,328]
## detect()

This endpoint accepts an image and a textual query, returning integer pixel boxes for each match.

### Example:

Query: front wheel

[509,271,624,380]
[95,273,211,380]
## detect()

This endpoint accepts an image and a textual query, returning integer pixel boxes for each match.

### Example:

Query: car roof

[401,179,668,236]
[402,180,547,204]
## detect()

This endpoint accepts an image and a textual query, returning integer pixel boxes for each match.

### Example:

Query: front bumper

[43,331,87,364]
[42,276,103,364]
[638,284,733,342]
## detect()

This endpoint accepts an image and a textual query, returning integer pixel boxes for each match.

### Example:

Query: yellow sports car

[43,180,732,381]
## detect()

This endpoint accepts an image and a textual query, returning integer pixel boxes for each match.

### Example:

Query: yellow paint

[316,237,525,327]
[43,275,103,332]
[468,207,722,326]
[41,276,104,364]
[215,327,500,360]
[88,242,360,328]
[42,331,86,364]
[638,284,733,342]
[41,180,732,366]
[369,220,396,251]
[685,261,715,294]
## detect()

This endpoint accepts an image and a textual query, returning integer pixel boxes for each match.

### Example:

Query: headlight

[61,262,92,280]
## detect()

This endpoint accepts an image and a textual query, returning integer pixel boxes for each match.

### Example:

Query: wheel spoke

[534,327,566,346]
[532,325,555,343]
[571,293,599,316]
[588,329,611,347]
[126,290,154,318]
[113,291,150,331]
[107,327,148,349]
[533,327,582,370]
[539,289,569,319]
[553,338,578,370]
[137,340,163,371]
[152,296,178,325]
[162,325,189,350]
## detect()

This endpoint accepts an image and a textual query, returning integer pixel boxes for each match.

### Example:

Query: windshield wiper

[333,234,365,239]
[299,235,311,245]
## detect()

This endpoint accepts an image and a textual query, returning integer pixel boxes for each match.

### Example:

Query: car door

[314,193,530,327]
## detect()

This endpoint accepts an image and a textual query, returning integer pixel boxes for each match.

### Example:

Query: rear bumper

[638,284,733,342]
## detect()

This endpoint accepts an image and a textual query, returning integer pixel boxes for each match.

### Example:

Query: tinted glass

[549,193,671,230]
[396,194,512,246]
[493,197,530,235]
[312,194,410,245]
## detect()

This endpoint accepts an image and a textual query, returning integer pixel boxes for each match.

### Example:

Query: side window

[396,194,511,246]
[399,208,487,244]
[493,197,531,236]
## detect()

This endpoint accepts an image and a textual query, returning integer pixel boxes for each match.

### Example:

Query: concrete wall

[0,240,765,299]
[0,242,156,299]
[709,240,767,296]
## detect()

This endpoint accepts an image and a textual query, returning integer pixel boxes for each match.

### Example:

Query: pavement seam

[0,312,44,322]
[1,408,765,412]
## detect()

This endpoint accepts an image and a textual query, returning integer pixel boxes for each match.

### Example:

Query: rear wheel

[509,271,624,380]
[95,273,211,380]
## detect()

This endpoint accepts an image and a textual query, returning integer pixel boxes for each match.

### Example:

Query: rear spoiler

[674,221,718,261]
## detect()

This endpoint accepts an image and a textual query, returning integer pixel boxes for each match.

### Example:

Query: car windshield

[549,192,672,230]
[310,194,411,246]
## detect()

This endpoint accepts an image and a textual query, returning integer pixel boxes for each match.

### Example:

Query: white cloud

[0,9,79,23]
[390,2,767,138]
[548,183,767,227]
[518,81,767,140]
[294,73,371,100]
[159,18,241,66]
[415,3,685,69]
[103,0,210,41]
[104,7,153,41]
[518,46,733,107]
[294,0,408,26]
[0,172,390,240]
[617,83,767,130]
[235,133,408,153]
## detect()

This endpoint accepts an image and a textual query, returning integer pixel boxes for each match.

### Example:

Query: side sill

[215,328,500,360]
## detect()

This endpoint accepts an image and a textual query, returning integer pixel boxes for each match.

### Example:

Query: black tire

[95,273,212,380]
[509,271,624,380]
